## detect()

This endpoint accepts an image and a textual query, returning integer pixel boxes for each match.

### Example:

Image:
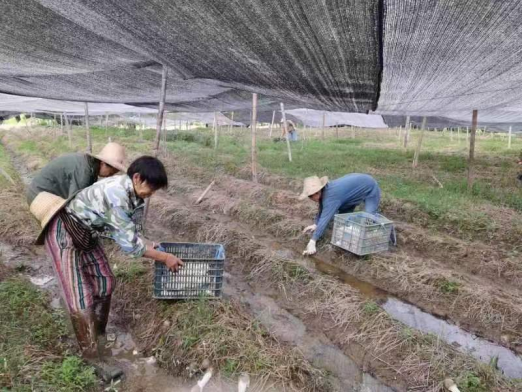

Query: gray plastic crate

[154,242,225,299]
[331,212,393,256]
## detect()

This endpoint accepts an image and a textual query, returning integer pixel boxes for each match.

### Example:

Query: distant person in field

[29,156,183,381]
[280,119,298,141]
[299,174,382,255]
[26,142,127,205]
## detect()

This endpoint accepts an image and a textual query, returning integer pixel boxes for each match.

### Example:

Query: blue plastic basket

[153,242,225,299]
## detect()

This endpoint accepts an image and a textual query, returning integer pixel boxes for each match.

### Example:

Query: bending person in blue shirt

[299,174,381,255]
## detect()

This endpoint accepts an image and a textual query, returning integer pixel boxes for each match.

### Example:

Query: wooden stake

[138,113,143,140]
[431,174,444,188]
[467,110,478,191]
[269,110,276,138]
[404,116,410,130]
[64,114,72,148]
[213,111,218,149]
[403,116,410,149]
[60,113,64,135]
[84,102,92,153]
[508,126,512,149]
[0,168,15,186]
[251,94,258,182]
[162,114,167,154]
[280,103,292,162]
[412,116,427,168]
[321,112,326,140]
[336,122,339,139]
[153,66,168,157]
[230,112,234,134]
[145,65,168,230]
[195,181,216,204]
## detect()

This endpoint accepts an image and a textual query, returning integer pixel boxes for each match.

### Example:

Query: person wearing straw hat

[26,142,127,206]
[300,173,382,255]
[29,156,183,381]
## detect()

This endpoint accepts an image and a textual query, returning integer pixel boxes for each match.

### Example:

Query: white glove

[303,239,317,255]
[303,224,317,234]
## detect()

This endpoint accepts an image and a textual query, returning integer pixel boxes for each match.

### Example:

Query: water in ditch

[309,254,522,379]
[382,298,522,379]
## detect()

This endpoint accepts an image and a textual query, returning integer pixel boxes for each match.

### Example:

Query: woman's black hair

[127,156,168,190]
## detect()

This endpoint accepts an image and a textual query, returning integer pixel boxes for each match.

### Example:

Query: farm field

[0,121,521,392]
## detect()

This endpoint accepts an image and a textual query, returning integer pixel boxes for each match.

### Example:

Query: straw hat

[298,176,329,200]
[30,192,70,245]
[88,142,127,172]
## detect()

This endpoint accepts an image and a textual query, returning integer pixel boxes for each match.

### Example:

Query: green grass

[0,143,19,188]
[4,125,521,243]
[362,301,380,315]
[151,128,520,242]
[41,357,97,392]
[438,279,460,294]
[0,278,96,391]
[113,261,148,283]
[457,371,489,392]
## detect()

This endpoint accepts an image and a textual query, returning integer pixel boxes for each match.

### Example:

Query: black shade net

[377,0,521,123]
[0,0,380,112]
[0,0,520,126]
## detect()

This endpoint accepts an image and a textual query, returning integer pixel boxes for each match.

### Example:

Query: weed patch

[0,278,95,390]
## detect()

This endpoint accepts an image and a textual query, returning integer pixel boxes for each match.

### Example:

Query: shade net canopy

[0,0,520,125]
[225,109,387,128]
[0,93,157,115]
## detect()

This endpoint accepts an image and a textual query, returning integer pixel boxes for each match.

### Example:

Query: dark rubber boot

[69,308,123,383]
[70,309,98,358]
[93,296,112,336]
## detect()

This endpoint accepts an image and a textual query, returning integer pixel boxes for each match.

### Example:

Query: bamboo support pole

[467,110,478,191]
[251,94,258,182]
[153,66,168,157]
[508,126,512,149]
[162,114,167,154]
[60,113,64,135]
[280,103,292,162]
[64,114,72,148]
[230,112,234,134]
[269,110,276,138]
[321,112,326,140]
[403,116,410,149]
[195,181,216,204]
[412,116,427,168]
[145,65,168,229]
[85,103,92,153]
[213,112,218,149]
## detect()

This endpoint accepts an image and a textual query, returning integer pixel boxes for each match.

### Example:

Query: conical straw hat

[89,142,127,172]
[30,192,69,245]
[298,176,329,200]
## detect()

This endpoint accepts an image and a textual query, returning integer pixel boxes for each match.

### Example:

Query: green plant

[41,356,96,391]
[0,278,80,390]
[457,371,488,392]
[362,301,380,315]
[438,279,460,294]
